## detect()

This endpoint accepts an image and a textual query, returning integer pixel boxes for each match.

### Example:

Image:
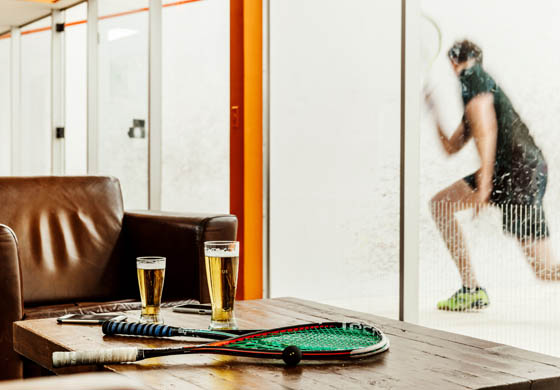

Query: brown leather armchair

[0,176,237,380]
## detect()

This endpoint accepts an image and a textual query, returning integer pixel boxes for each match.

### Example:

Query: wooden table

[13,297,560,389]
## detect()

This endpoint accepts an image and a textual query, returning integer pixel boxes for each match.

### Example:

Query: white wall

[269,0,401,316]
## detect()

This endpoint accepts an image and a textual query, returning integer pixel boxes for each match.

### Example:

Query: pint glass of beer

[204,241,239,330]
[136,256,166,324]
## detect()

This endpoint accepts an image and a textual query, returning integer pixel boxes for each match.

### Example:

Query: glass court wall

[161,0,229,213]
[419,0,560,356]
[269,0,402,319]
[98,0,149,209]
[65,3,88,175]
[0,34,10,175]
[19,17,51,175]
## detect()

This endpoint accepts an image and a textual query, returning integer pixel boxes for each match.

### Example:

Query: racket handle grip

[52,347,139,368]
[102,321,178,337]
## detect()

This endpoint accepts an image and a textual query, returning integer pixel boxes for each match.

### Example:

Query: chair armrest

[122,211,237,303]
[0,225,23,379]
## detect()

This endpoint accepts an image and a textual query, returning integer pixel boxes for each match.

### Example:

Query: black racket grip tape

[102,320,178,337]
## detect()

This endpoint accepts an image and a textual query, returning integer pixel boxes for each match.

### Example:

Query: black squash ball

[282,345,302,367]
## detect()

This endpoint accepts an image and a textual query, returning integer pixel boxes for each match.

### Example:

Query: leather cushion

[0,177,124,304]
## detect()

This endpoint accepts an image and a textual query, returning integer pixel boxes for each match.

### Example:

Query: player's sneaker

[437,286,490,311]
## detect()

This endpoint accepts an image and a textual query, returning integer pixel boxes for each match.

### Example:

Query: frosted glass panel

[161,0,229,213]
[98,1,148,209]
[0,36,10,175]
[269,0,401,319]
[419,0,560,357]
[20,18,51,175]
[65,3,87,175]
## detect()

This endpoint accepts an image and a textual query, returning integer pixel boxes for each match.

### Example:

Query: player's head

[448,40,482,75]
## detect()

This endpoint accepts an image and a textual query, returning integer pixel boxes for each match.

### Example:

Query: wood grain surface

[13,298,560,389]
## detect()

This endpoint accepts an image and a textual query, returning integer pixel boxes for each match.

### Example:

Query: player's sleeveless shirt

[460,63,546,204]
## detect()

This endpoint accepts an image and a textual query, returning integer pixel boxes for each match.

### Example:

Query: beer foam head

[137,257,166,269]
[205,248,239,257]
[204,241,240,257]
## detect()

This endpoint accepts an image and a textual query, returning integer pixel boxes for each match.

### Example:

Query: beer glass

[204,241,239,330]
[136,256,166,324]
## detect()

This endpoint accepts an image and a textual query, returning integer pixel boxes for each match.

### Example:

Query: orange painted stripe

[64,19,86,27]
[163,0,203,8]
[243,0,263,300]
[21,26,50,35]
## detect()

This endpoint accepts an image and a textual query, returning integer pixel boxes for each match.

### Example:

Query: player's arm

[465,92,497,202]
[436,120,471,155]
[425,90,471,155]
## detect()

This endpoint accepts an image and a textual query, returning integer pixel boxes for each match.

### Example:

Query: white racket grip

[52,347,139,368]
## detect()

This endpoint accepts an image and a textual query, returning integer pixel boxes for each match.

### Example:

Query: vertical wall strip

[148,0,162,210]
[243,0,263,300]
[10,28,20,176]
[262,0,270,298]
[51,10,66,175]
[399,0,420,323]
[230,0,245,299]
[87,0,98,174]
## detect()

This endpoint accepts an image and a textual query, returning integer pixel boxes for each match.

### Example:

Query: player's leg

[512,162,559,280]
[520,238,560,281]
[431,179,479,288]
[431,178,490,310]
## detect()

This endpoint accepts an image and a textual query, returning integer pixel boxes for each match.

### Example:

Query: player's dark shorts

[463,161,549,240]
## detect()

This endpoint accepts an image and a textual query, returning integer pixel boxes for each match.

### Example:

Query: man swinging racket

[426,40,559,311]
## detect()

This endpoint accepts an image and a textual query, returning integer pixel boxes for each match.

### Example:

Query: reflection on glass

[420,0,560,356]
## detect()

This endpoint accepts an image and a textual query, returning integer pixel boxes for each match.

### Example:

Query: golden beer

[204,242,239,330]
[136,257,166,324]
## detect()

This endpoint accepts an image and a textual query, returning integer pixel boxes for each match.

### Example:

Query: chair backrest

[0,176,125,305]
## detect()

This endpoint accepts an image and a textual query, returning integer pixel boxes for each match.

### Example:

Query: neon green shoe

[437,286,490,311]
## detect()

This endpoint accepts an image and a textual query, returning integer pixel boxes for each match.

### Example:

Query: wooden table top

[13,297,560,389]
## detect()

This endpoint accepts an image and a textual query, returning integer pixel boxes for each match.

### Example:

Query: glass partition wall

[419,0,560,356]
[65,3,88,175]
[19,17,52,175]
[97,0,149,209]
[161,0,229,213]
[0,34,10,175]
[269,0,401,319]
